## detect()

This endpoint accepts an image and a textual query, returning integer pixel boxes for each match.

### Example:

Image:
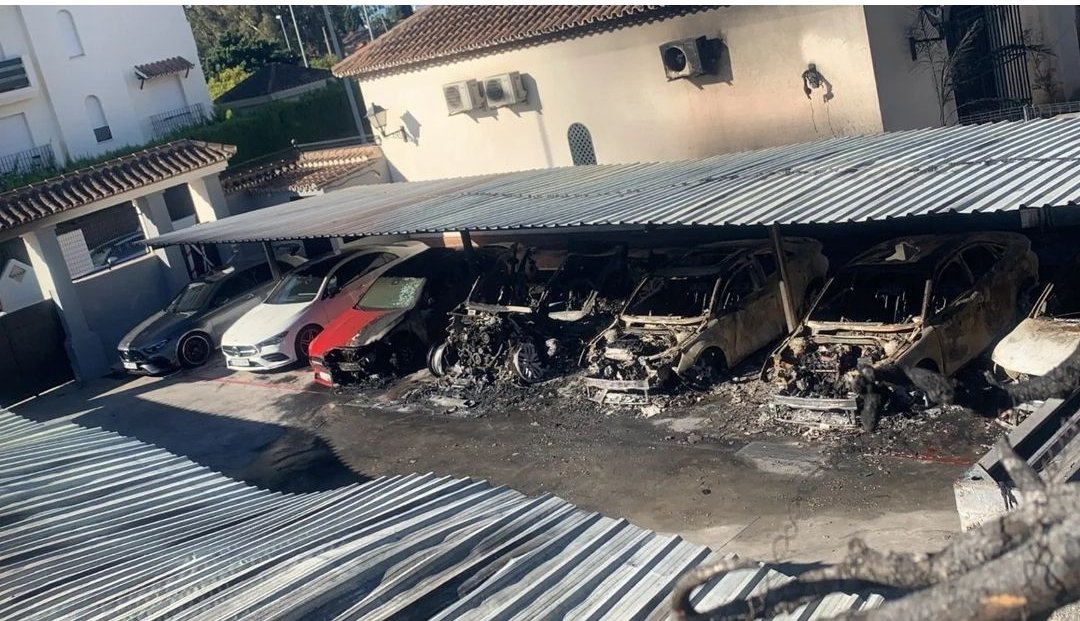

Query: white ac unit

[481,72,527,108]
[443,80,483,115]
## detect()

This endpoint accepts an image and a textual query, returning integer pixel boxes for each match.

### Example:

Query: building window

[567,123,596,166]
[84,95,111,143]
[57,10,84,58]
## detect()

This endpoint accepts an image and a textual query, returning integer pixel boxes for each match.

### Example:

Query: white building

[0,5,212,174]
[334,5,1080,182]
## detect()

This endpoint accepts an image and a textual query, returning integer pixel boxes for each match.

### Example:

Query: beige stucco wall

[1019,5,1080,104]
[357,6,944,182]
[863,6,949,130]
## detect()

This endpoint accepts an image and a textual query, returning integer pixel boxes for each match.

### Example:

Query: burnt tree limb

[671,439,1080,621]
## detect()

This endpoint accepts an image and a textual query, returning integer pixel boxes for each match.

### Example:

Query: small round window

[567,123,597,166]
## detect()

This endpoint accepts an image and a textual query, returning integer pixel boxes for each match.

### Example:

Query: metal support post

[770,223,798,332]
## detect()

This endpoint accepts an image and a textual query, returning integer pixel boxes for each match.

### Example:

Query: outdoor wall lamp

[365,103,408,141]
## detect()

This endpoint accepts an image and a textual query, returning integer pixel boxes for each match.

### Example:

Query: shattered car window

[810,270,927,324]
[625,274,715,317]
[358,277,426,310]
[543,254,613,313]
[166,281,213,313]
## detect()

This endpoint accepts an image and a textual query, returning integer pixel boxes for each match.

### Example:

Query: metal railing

[959,100,1080,125]
[150,102,210,138]
[0,144,56,178]
[0,56,30,94]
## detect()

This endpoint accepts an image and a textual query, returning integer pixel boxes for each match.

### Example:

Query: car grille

[222,345,258,357]
[118,349,145,363]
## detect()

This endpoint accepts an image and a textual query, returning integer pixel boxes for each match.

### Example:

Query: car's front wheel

[178,333,212,368]
[295,325,322,365]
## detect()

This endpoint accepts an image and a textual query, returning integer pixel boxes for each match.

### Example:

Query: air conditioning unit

[481,72,527,108]
[443,80,483,115]
[659,36,718,80]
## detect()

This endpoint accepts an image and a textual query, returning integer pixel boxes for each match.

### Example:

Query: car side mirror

[106,256,118,266]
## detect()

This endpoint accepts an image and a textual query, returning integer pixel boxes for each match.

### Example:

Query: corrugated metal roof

[0,408,879,620]
[146,118,1080,248]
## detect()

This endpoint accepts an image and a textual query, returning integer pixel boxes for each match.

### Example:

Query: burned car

[992,250,1080,378]
[584,238,828,404]
[764,233,1038,430]
[428,243,636,384]
[308,248,479,386]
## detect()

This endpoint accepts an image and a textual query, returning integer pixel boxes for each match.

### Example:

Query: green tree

[200,32,297,78]
[207,65,252,101]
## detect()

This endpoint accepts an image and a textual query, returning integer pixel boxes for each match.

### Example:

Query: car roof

[847,233,1025,272]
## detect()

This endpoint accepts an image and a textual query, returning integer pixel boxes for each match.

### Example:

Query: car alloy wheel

[295,325,322,365]
[511,341,544,384]
[178,333,212,368]
[427,341,456,377]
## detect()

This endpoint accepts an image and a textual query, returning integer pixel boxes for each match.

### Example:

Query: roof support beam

[770,223,797,333]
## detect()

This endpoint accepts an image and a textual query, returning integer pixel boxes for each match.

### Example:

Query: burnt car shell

[765,233,1038,413]
[585,238,829,402]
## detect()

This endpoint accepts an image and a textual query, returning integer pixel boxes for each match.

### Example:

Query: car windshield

[264,258,336,304]
[624,274,716,317]
[166,281,214,313]
[811,270,928,324]
[358,277,426,310]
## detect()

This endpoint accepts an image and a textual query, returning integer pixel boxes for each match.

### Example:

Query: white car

[221,242,428,371]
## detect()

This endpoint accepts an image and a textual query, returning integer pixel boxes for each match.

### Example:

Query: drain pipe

[770,223,797,332]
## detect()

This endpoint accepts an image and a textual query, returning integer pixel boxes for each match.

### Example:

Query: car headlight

[258,331,289,348]
[142,339,170,354]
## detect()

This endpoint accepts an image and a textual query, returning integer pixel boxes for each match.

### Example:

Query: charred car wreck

[584,238,829,404]
[764,233,1037,430]
[428,243,639,385]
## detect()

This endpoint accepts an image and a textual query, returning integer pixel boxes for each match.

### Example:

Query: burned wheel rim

[179,334,211,368]
[428,342,454,377]
[296,325,322,364]
[681,349,726,391]
[511,341,544,384]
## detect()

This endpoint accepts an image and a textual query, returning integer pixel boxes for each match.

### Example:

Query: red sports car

[308,247,477,387]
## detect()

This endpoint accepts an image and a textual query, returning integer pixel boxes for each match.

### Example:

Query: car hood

[992,317,1080,376]
[224,301,311,345]
[310,308,407,357]
[120,310,194,350]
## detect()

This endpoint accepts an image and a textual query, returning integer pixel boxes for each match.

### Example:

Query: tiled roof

[134,56,195,80]
[221,142,381,195]
[333,5,715,78]
[215,63,332,104]
[0,140,236,233]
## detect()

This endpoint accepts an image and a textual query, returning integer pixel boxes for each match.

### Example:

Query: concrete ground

[12,357,971,564]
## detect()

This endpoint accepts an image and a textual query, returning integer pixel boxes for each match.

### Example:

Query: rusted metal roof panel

[146,118,1080,248]
[0,409,880,619]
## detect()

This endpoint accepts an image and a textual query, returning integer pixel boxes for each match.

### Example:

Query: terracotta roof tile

[134,56,195,80]
[333,5,715,78]
[0,140,236,233]
[221,143,381,195]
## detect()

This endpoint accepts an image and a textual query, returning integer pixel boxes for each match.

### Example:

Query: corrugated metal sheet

[148,118,1080,248]
[0,409,882,620]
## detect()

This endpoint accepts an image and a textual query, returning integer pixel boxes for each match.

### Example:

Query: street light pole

[322,4,366,138]
[275,14,291,51]
[288,5,309,67]
[360,4,375,42]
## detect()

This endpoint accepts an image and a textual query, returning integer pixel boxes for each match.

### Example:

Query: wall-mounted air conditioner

[443,80,483,115]
[481,72,527,108]
[659,37,719,80]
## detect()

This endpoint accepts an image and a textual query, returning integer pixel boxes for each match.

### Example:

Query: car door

[927,255,980,374]
[710,260,776,365]
[202,274,258,343]
[211,264,276,340]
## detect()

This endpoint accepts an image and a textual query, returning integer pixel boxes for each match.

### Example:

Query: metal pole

[263,242,282,281]
[322,26,332,56]
[322,5,365,139]
[770,223,797,332]
[460,230,477,277]
[288,6,309,67]
[360,4,375,42]
[276,15,291,51]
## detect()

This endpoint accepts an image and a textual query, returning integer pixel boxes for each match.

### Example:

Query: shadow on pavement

[12,368,367,494]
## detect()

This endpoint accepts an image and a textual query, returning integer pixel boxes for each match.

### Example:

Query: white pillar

[134,192,189,292]
[22,227,110,381]
[187,174,231,223]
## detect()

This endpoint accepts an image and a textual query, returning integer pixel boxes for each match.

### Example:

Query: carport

[146,118,1080,330]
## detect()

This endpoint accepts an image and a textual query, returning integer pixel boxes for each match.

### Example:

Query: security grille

[567,123,596,166]
[947,5,1032,122]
